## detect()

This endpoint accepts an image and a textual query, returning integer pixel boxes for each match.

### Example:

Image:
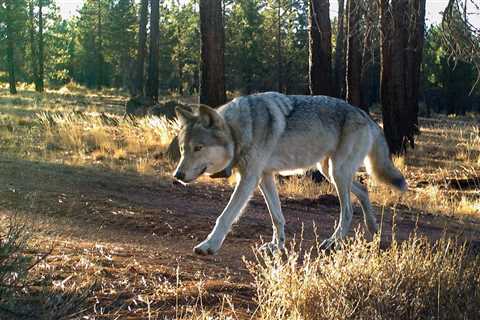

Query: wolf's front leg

[259,172,286,252]
[194,174,260,255]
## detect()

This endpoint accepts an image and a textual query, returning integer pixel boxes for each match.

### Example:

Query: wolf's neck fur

[209,118,237,179]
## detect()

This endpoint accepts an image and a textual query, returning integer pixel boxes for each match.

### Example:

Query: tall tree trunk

[277,0,283,93]
[37,0,44,92]
[199,0,226,108]
[5,0,17,94]
[96,1,104,90]
[134,0,148,97]
[360,28,373,108]
[345,0,363,109]
[146,0,160,102]
[406,0,426,124]
[28,1,39,90]
[334,0,346,98]
[380,0,425,154]
[308,0,332,96]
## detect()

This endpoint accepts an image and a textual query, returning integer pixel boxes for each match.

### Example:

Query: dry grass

[1,86,480,319]
[277,175,335,199]
[34,111,179,175]
[367,119,480,217]
[248,233,480,320]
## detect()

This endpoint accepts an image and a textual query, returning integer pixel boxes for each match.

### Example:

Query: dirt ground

[0,87,479,317]
[1,153,480,318]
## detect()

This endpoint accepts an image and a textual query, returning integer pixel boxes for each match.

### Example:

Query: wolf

[173,92,407,255]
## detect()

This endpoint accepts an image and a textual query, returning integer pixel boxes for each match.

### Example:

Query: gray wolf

[173,92,407,255]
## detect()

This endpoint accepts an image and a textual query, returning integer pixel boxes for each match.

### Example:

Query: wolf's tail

[365,132,407,192]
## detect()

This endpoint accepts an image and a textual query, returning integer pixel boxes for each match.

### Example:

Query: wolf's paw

[193,239,221,255]
[319,238,342,252]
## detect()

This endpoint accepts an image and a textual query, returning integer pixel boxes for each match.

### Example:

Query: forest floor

[0,85,479,319]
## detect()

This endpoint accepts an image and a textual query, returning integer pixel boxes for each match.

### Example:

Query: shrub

[0,218,35,313]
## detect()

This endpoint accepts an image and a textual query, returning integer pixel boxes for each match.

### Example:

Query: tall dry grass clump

[248,235,480,320]
[36,111,179,173]
[37,111,177,154]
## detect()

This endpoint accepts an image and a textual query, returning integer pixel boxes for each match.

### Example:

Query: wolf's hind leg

[318,158,352,248]
[351,181,378,236]
[259,172,286,251]
[318,159,378,237]
[321,159,354,249]
[194,173,260,255]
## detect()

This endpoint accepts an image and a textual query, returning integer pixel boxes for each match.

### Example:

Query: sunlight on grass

[247,234,480,320]
[1,86,480,319]
[35,110,178,175]
[278,175,335,199]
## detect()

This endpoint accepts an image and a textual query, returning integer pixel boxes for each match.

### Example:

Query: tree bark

[308,0,332,96]
[360,29,373,109]
[134,0,148,97]
[346,0,363,108]
[334,0,346,99]
[28,1,39,90]
[5,0,17,94]
[37,0,45,92]
[199,0,226,108]
[406,0,426,124]
[277,1,283,93]
[95,0,105,89]
[146,0,160,102]
[380,0,426,154]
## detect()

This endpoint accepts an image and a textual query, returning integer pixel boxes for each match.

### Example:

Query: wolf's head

[173,105,234,184]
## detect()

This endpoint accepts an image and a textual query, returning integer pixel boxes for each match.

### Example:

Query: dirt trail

[1,155,480,315]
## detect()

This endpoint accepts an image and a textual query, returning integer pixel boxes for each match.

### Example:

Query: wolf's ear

[175,106,195,124]
[198,105,223,128]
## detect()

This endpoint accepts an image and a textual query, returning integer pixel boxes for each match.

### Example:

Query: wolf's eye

[193,145,203,152]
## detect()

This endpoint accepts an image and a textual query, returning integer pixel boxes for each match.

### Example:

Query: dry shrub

[0,218,34,306]
[0,217,91,319]
[248,235,480,320]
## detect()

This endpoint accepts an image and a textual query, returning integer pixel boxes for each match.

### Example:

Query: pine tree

[308,0,332,96]
[146,0,160,101]
[76,0,109,88]
[2,0,28,94]
[134,0,148,96]
[105,0,137,89]
[380,0,426,154]
[166,0,200,95]
[225,0,266,93]
[199,0,226,107]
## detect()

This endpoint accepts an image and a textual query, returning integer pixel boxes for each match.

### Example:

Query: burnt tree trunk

[199,0,226,108]
[334,0,346,99]
[346,0,363,109]
[134,0,148,97]
[308,0,332,96]
[37,0,44,92]
[146,0,160,102]
[5,0,17,94]
[380,0,426,154]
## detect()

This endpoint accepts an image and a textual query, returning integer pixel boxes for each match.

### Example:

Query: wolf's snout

[174,171,185,181]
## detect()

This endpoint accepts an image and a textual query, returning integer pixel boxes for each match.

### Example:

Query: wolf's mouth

[198,166,207,176]
[176,166,207,184]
